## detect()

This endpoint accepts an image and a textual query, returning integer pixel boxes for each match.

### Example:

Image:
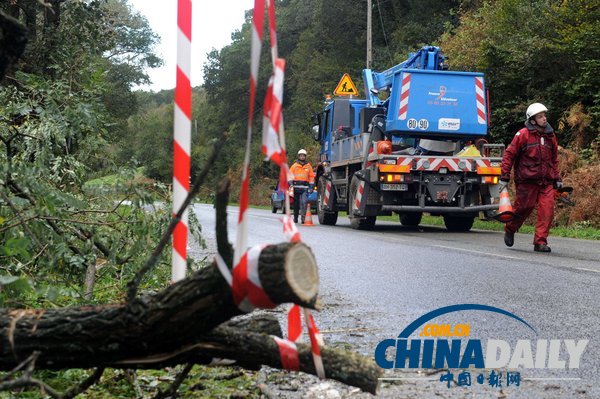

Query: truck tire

[443,215,474,232]
[271,200,277,213]
[399,212,422,227]
[348,176,376,230]
[317,178,338,225]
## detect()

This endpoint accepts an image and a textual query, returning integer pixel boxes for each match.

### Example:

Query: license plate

[382,183,408,191]
[436,191,449,200]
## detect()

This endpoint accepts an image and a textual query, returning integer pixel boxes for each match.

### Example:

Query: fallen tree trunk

[0,243,318,370]
[113,313,284,369]
[188,330,381,395]
[116,315,381,394]
[116,314,381,394]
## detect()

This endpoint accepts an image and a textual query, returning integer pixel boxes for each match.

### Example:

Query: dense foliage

[124,0,599,198]
[0,0,171,307]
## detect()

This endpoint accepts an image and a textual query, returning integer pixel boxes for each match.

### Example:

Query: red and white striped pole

[172,0,192,282]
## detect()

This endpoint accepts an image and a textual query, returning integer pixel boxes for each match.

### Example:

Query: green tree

[0,0,168,306]
[440,0,564,143]
[549,0,600,150]
[0,71,171,307]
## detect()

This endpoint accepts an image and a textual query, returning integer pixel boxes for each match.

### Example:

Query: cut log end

[284,243,319,305]
[258,242,320,309]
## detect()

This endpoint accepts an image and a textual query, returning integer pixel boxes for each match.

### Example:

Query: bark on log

[0,242,318,370]
[191,331,382,395]
[114,313,284,369]
[115,314,381,394]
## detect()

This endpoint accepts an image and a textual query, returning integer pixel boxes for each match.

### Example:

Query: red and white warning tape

[226,0,326,378]
[272,336,300,371]
[215,245,275,313]
[261,58,287,166]
[232,0,266,274]
[287,303,302,342]
[304,307,326,378]
[215,250,302,373]
[267,0,278,66]
[282,214,301,243]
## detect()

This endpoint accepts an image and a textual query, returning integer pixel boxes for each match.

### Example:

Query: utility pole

[367,0,372,69]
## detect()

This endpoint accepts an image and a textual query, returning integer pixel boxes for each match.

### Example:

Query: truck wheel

[399,213,422,226]
[317,178,338,225]
[349,176,376,230]
[443,215,474,232]
[271,200,277,213]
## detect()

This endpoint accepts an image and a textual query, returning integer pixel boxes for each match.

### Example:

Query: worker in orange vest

[289,149,315,223]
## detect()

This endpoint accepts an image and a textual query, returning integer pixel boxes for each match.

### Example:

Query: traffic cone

[494,188,515,223]
[303,207,315,226]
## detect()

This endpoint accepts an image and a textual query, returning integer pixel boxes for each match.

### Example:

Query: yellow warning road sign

[333,73,359,96]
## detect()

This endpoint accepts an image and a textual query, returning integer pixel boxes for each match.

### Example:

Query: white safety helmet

[526,103,548,120]
[298,149,307,156]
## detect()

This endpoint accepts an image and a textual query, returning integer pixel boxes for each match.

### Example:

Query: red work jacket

[501,122,559,185]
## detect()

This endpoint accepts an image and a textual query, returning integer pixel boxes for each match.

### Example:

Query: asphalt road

[192,204,599,398]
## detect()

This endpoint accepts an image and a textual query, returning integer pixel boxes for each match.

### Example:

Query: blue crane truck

[312,46,504,231]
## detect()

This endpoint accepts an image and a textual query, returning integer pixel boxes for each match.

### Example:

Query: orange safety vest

[290,161,315,183]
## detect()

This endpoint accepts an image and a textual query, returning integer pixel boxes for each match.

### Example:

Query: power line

[375,0,394,66]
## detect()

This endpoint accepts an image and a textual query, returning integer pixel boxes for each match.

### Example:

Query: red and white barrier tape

[287,303,302,342]
[304,307,325,378]
[214,245,275,313]
[272,336,300,371]
[228,0,326,379]
[261,59,287,166]
[267,0,278,65]
[172,0,192,282]
[233,0,266,272]
[282,214,301,243]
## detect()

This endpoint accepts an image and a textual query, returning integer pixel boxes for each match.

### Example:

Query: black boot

[534,244,551,253]
[504,231,514,247]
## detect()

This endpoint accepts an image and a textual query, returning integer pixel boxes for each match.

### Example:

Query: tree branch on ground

[151,363,193,399]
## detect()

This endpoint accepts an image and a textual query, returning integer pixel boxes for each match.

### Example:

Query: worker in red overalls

[289,149,315,223]
[500,103,562,252]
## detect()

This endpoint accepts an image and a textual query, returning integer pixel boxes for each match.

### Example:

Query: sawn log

[0,242,318,370]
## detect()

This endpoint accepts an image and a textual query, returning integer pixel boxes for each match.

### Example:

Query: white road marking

[575,267,600,273]
[431,244,524,261]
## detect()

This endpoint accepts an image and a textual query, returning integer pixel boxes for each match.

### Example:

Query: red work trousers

[505,183,555,245]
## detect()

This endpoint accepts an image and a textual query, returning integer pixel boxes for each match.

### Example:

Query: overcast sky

[129,0,255,91]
